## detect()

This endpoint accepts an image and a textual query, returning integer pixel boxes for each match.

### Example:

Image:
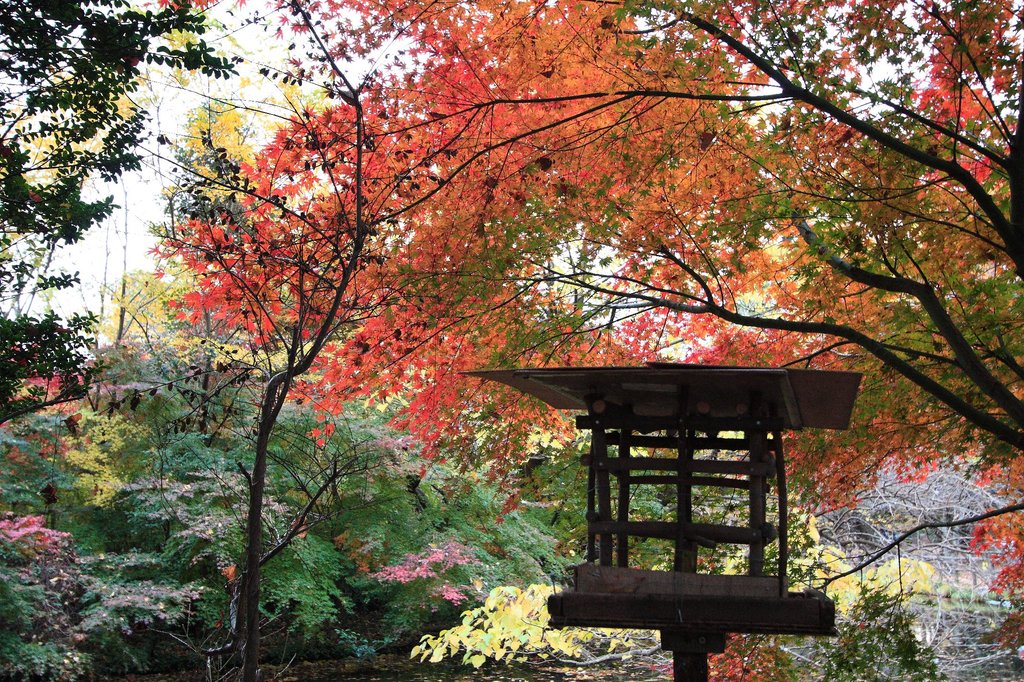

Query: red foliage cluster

[0,513,70,558]
[371,539,475,584]
[371,539,477,605]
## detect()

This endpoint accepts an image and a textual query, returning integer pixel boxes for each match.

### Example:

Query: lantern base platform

[548,565,835,635]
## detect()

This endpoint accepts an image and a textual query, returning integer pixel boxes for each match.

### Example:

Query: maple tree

[161,91,377,676]
[272,0,1021,517]
[248,0,1024,666]
[154,2,573,674]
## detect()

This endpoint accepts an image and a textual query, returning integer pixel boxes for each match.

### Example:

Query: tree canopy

[259,0,1024,495]
[2,0,1022,679]
[156,5,1024,671]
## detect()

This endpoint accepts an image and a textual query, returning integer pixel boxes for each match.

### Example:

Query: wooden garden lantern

[468,364,861,681]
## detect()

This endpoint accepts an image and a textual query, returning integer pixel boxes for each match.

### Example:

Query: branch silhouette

[820,501,1024,590]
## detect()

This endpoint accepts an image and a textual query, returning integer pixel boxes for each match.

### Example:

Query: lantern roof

[466,363,861,430]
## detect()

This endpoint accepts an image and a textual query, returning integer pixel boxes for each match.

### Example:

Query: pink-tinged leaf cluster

[371,539,476,584]
[434,582,469,605]
[0,513,70,558]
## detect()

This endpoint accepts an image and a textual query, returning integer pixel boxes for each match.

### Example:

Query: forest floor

[103,654,672,681]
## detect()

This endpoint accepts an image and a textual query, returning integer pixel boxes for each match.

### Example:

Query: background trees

[0,0,231,423]
[0,277,565,678]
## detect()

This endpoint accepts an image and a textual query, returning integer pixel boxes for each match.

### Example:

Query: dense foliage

[272,0,1024,486]
[2,0,1023,680]
[0,365,564,678]
[0,0,231,423]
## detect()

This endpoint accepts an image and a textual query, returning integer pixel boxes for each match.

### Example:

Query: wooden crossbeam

[548,591,836,635]
[629,474,750,490]
[589,520,775,546]
[584,455,776,477]
[574,564,781,598]
[577,413,786,432]
[604,432,780,452]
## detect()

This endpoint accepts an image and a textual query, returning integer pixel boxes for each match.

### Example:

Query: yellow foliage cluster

[412,584,644,668]
[65,413,152,506]
[793,515,938,612]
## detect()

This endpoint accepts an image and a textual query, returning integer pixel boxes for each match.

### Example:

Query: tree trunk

[239,449,266,682]
[239,375,289,681]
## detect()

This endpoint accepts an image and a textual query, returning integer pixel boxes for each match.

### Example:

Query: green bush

[817,585,944,681]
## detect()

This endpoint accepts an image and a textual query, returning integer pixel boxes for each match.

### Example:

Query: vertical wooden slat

[674,653,709,682]
[775,431,788,596]
[616,429,631,567]
[593,423,613,566]
[675,428,696,572]
[748,429,766,577]
[586,447,597,562]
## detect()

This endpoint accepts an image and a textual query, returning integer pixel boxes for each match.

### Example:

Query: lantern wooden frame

[469,364,861,680]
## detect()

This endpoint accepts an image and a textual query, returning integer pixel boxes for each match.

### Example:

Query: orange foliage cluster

[276,0,1022,491]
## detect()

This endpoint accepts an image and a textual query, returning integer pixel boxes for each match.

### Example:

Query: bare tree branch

[820,500,1024,589]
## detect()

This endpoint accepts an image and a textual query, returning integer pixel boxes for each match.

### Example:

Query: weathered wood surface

[582,455,776,477]
[675,429,695,572]
[468,365,861,429]
[749,430,768,576]
[547,590,836,635]
[660,631,726,654]
[574,564,783,598]
[593,425,613,566]
[587,520,774,546]
[675,655,708,679]
[603,432,782,453]
[577,413,787,432]
[674,654,709,682]
[615,430,631,567]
